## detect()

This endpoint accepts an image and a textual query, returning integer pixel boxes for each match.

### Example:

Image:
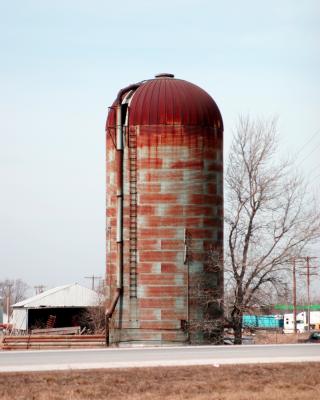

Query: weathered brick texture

[106,77,223,344]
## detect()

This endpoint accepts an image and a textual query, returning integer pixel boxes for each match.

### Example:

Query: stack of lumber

[31,326,81,335]
[1,334,105,350]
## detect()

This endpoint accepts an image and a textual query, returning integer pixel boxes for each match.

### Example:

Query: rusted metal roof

[107,74,223,129]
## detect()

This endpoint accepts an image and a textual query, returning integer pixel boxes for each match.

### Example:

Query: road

[1,344,320,372]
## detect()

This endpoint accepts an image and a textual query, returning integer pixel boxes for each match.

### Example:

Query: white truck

[283,311,320,333]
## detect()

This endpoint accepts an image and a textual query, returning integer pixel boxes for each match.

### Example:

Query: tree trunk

[231,308,243,344]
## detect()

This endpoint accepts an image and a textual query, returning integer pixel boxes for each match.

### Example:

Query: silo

[105,73,223,344]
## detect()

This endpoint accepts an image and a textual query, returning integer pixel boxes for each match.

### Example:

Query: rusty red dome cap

[107,74,223,129]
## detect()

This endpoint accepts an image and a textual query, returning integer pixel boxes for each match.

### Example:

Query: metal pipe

[105,288,122,347]
[105,105,124,346]
[116,242,123,289]
[105,82,142,346]
[115,104,124,289]
[106,288,122,318]
[184,229,190,342]
[116,83,142,104]
[116,105,123,150]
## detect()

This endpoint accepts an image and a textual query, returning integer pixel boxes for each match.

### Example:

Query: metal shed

[11,283,100,331]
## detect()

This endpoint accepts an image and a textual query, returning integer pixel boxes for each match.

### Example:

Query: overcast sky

[0,1,319,294]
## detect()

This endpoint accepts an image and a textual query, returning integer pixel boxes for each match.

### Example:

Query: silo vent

[155,73,174,78]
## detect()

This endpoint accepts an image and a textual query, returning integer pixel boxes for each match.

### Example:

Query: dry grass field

[253,331,310,344]
[0,363,319,400]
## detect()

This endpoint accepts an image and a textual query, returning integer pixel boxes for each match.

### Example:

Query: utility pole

[34,285,46,295]
[292,255,318,333]
[6,283,13,324]
[299,256,318,331]
[292,258,297,334]
[307,256,310,331]
[85,275,102,291]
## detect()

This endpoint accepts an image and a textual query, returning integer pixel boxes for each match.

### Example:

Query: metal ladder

[128,127,138,298]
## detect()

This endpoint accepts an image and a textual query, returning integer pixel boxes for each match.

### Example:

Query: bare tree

[225,116,320,344]
[187,245,224,343]
[0,279,29,321]
[78,281,107,334]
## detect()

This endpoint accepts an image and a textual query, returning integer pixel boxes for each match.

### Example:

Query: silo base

[108,325,224,346]
[109,327,188,345]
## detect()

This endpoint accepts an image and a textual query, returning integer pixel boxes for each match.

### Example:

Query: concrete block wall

[106,124,223,344]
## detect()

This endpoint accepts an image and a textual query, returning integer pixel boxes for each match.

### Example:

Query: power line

[294,129,320,161]
[297,139,320,168]
[84,275,102,291]
[307,170,320,187]
[306,160,320,177]
[287,129,320,184]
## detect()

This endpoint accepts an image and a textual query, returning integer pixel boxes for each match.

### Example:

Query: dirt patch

[253,331,310,344]
[0,363,319,400]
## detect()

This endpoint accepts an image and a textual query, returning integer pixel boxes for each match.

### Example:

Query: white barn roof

[12,283,100,309]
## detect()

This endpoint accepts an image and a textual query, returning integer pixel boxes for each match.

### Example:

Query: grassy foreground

[0,363,319,400]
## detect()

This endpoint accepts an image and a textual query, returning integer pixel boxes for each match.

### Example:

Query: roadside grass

[0,363,319,400]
